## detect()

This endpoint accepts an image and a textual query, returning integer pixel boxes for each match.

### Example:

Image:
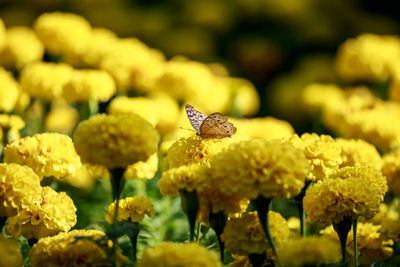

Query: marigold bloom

[335,33,400,81]
[302,83,344,112]
[148,92,180,135]
[62,69,116,102]
[382,148,400,194]
[322,223,393,266]
[0,235,23,267]
[164,135,234,169]
[209,138,309,199]
[7,186,77,239]
[4,132,82,180]
[124,153,158,180]
[105,196,155,223]
[137,242,222,267]
[159,164,208,197]
[336,138,382,169]
[304,166,387,224]
[0,26,44,69]
[44,103,79,134]
[0,114,25,142]
[221,211,290,255]
[60,165,97,190]
[290,133,342,182]
[278,236,341,267]
[0,66,19,112]
[19,62,74,101]
[34,12,92,56]
[225,77,260,117]
[231,117,294,140]
[73,114,160,169]
[0,163,41,217]
[29,229,128,267]
[100,38,165,91]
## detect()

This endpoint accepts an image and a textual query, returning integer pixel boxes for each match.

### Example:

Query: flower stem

[253,196,280,266]
[195,221,201,242]
[332,216,352,263]
[28,238,38,247]
[0,216,6,232]
[353,217,359,267]
[209,211,227,263]
[248,253,266,267]
[127,222,140,262]
[181,190,199,241]
[294,181,312,237]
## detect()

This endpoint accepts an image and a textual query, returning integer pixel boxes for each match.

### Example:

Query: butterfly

[185,104,237,139]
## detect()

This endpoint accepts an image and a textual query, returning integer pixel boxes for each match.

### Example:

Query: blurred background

[1,0,399,132]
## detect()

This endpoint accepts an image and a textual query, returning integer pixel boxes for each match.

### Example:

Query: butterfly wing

[185,105,207,135]
[199,113,237,139]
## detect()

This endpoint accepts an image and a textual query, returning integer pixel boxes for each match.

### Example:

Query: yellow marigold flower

[148,92,180,135]
[302,83,344,112]
[0,114,25,139]
[290,133,342,182]
[226,77,260,117]
[322,223,393,266]
[335,33,400,81]
[4,132,82,180]
[231,117,294,140]
[137,242,222,267]
[124,153,158,180]
[0,26,44,69]
[164,135,234,169]
[7,186,77,239]
[62,69,116,102]
[382,148,400,194]
[336,138,382,169]
[44,102,79,134]
[85,163,110,179]
[105,196,155,223]
[100,38,165,91]
[60,165,96,190]
[73,113,160,169]
[159,164,208,197]
[209,138,309,199]
[29,229,128,267]
[0,235,23,267]
[0,66,19,112]
[221,211,290,255]
[197,185,249,223]
[34,12,91,56]
[304,166,387,224]
[278,236,341,267]
[0,163,41,217]
[19,62,74,101]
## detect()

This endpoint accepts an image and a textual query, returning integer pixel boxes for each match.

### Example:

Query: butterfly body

[185,105,237,139]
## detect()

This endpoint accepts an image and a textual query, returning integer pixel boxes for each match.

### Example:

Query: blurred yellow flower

[159,164,208,197]
[290,133,342,182]
[60,165,97,190]
[148,92,180,135]
[302,83,344,112]
[304,166,387,224]
[335,33,400,81]
[137,242,222,267]
[336,138,382,169]
[105,196,155,223]
[225,77,260,117]
[231,117,294,140]
[0,163,41,217]
[164,135,234,169]
[0,26,44,69]
[278,236,341,267]
[62,69,116,102]
[34,12,92,56]
[7,186,77,239]
[19,62,74,101]
[29,229,128,267]
[123,153,158,180]
[382,149,400,194]
[0,66,19,112]
[221,211,290,255]
[100,37,165,91]
[73,114,159,169]
[0,235,23,267]
[85,163,110,179]
[44,102,79,134]
[321,223,393,266]
[209,138,309,199]
[0,114,25,142]
[4,132,82,180]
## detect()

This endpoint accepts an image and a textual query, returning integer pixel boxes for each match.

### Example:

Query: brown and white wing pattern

[185,104,208,135]
[199,113,237,139]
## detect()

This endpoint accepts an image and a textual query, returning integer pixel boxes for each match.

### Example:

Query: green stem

[78,99,99,121]
[353,218,359,267]
[332,216,352,263]
[209,211,227,263]
[195,221,201,242]
[28,238,38,247]
[294,181,312,237]
[0,216,6,232]
[253,196,279,266]
[181,190,199,241]
[127,222,140,262]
